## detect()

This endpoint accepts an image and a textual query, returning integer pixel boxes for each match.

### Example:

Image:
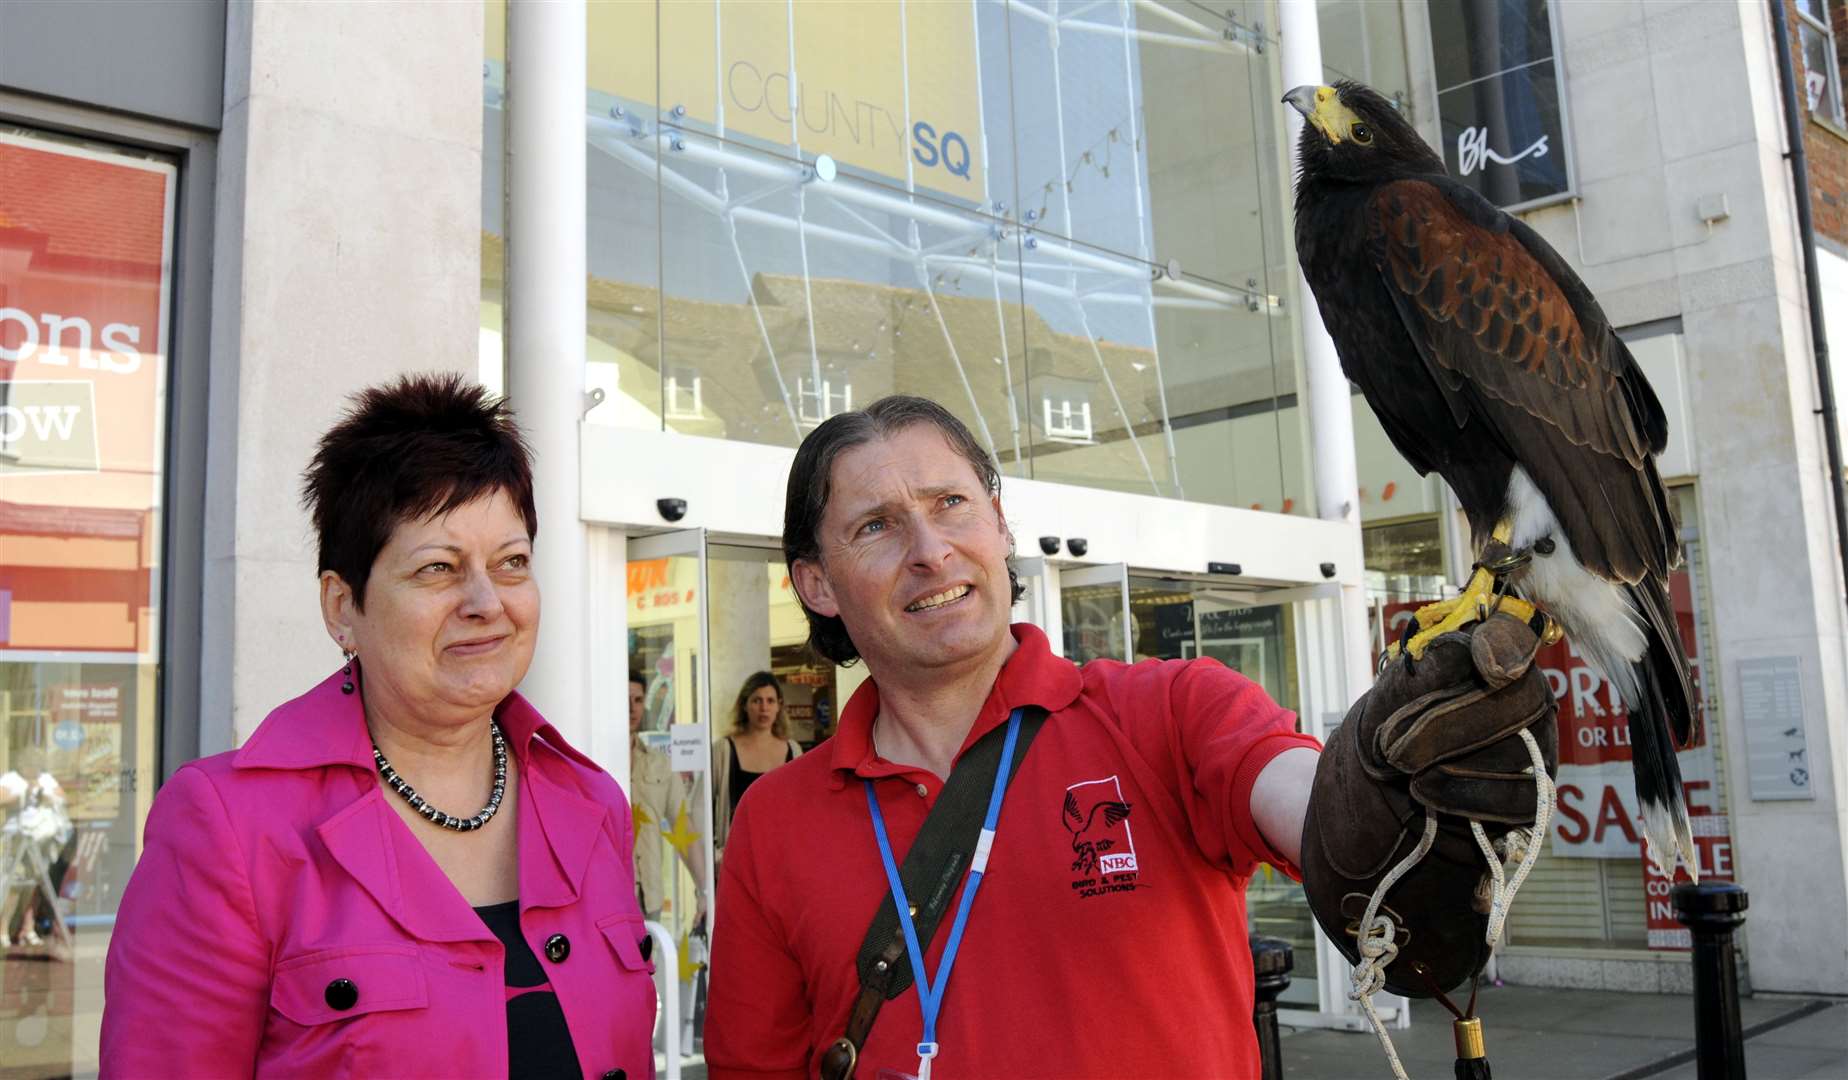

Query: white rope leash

[1469,729,1554,947]
[1351,813,1439,1080]
[1349,727,1554,1080]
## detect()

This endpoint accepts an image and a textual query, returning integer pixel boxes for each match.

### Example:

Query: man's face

[629,680,645,734]
[792,425,1015,678]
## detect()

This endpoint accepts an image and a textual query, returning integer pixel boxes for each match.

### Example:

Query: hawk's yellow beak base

[1283,84,1361,145]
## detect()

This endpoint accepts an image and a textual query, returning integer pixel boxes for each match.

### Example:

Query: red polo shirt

[705,624,1320,1080]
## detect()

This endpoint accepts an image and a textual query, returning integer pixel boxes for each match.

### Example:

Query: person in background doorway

[630,670,708,924]
[711,672,803,854]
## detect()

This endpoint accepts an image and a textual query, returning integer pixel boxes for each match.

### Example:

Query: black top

[474,901,581,1080]
[727,738,795,815]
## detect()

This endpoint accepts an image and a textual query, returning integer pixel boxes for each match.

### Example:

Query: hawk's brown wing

[1364,178,1677,581]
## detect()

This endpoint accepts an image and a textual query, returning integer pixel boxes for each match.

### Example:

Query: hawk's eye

[1351,121,1374,145]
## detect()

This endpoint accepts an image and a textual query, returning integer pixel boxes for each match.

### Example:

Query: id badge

[875,1071,919,1080]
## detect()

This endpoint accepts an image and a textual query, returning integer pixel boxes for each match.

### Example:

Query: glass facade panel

[479,1,1316,511]
[1317,0,1413,107]
[796,192,1032,471]
[1364,516,1448,654]
[1005,1,1304,506]
[1126,579,1299,711]
[0,127,174,1077]
[1017,239,1181,497]
[1061,579,1130,664]
[1125,576,1310,999]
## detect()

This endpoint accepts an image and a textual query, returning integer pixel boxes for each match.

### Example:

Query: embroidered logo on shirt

[1064,776,1142,898]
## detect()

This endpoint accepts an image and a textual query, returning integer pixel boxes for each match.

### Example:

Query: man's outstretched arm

[1250,746,1319,869]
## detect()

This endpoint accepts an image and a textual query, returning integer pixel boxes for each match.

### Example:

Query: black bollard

[1251,936,1293,1080]
[1672,881,1750,1080]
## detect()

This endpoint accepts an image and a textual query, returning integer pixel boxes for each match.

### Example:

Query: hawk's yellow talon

[1386,565,1550,661]
[1383,521,1564,662]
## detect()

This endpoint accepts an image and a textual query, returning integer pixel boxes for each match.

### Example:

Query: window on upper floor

[1797,0,1847,126]
[1429,0,1575,210]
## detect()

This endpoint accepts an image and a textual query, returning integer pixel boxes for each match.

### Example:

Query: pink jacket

[100,672,656,1079]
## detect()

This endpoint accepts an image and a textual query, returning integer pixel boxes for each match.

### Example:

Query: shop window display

[0,128,174,1077]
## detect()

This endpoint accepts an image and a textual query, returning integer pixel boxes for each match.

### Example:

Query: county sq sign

[487,0,987,198]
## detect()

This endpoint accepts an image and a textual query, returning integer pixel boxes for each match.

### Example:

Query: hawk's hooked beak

[1283,84,1356,145]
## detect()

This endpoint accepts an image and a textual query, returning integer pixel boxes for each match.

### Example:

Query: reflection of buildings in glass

[482,0,1317,513]
[0,134,170,940]
[1060,586,1127,665]
[1128,579,1298,712]
[0,129,171,1077]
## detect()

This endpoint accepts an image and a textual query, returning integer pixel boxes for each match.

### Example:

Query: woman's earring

[341,650,356,695]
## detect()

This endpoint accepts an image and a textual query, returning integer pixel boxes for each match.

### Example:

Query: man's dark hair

[302,372,537,610]
[782,395,1021,665]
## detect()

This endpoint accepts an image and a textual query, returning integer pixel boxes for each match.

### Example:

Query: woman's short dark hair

[782,395,1021,665]
[732,671,785,738]
[302,373,536,609]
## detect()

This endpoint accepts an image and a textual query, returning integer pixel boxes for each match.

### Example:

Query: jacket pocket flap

[271,944,428,1026]
[597,913,653,973]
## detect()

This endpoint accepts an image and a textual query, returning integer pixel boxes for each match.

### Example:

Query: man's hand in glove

[1301,612,1559,997]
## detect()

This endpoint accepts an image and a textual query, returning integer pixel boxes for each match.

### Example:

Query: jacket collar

[238,670,611,939]
[233,669,584,775]
[828,623,1083,788]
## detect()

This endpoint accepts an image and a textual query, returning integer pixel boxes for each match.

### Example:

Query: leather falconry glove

[1301,612,1559,997]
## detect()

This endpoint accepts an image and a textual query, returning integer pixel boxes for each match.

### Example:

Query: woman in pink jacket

[100,374,655,1079]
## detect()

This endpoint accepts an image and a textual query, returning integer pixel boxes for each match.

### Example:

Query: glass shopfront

[0,127,174,1077]
[482,2,1432,1036]
[483,0,1350,513]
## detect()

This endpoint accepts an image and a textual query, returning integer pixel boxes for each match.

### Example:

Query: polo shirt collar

[828,622,1082,788]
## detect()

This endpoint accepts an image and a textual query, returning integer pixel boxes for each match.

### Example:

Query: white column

[1279,0,1373,709]
[1278,0,1403,1030]
[505,0,591,749]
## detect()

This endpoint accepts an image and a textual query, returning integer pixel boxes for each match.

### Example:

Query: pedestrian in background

[710,671,803,856]
[100,374,655,1079]
[630,669,708,923]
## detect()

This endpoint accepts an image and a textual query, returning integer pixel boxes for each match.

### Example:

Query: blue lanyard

[863,707,1024,1079]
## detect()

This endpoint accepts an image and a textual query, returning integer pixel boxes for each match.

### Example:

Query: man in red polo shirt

[706,396,1555,1079]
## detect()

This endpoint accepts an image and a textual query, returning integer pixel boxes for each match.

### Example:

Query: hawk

[1285,81,1697,877]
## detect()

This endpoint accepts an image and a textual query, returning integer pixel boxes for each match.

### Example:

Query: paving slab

[1278,984,1837,1080]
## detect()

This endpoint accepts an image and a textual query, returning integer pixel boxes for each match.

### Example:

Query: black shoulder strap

[819,706,1049,1080]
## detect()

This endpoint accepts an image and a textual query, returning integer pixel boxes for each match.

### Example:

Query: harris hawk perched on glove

[1285,80,1699,879]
